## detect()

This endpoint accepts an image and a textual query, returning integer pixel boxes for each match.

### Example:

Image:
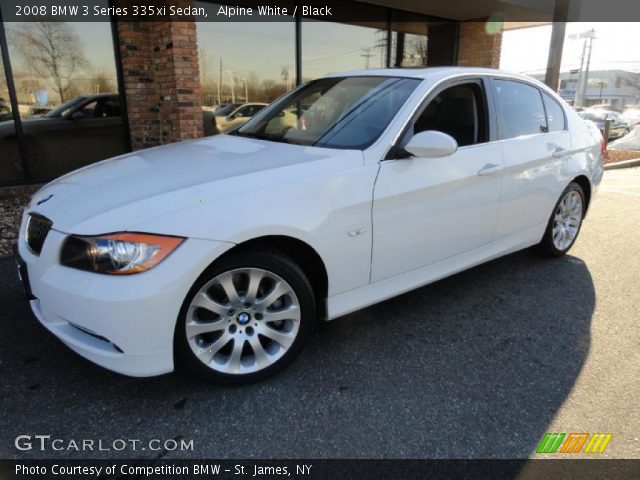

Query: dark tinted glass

[0,40,24,182]
[236,76,419,149]
[542,93,566,131]
[411,83,487,147]
[1,13,128,181]
[495,80,547,139]
[302,21,388,79]
[215,104,241,116]
[196,2,295,123]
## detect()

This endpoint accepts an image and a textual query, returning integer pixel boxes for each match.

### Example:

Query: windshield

[44,97,86,118]
[233,76,420,149]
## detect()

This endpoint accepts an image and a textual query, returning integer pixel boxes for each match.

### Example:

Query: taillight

[600,135,606,158]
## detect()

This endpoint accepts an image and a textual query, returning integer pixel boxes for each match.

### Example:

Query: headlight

[60,233,184,275]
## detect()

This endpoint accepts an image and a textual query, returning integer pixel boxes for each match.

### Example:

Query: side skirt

[326,223,545,320]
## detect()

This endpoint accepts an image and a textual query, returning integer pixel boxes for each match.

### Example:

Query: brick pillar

[456,21,503,68]
[116,5,203,150]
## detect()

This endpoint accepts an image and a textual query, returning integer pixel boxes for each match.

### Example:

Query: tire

[175,249,316,384]
[537,181,586,257]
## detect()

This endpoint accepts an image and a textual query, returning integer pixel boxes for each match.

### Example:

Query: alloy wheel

[552,190,583,251]
[185,268,301,375]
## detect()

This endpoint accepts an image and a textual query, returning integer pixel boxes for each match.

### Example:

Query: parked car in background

[202,109,218,136]
[214,103,268,133]
[27,106,54,117]
[203,103,250,136]
[579,109,630,141]
[16,68,603,384]
[0,97,11,121]
[588,103,622,113]
[0,93,128,180]
[622,105,640,127]
[214,103,242,115]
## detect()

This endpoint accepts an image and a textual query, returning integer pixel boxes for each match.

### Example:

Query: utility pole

[361,48,373,69]
[580,29,595,107]
[228,71,235,103]
[572,29,596,108]
[218,58,222,105]
[544,0,569,91]
[573,36,587,106]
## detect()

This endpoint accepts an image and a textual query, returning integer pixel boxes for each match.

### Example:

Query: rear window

[542,93,566,132]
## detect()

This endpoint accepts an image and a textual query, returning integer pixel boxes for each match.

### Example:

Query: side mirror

[404,130,458,158]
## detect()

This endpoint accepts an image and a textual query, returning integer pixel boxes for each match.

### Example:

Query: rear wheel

[175,250,316,384]
[537,182,585,257]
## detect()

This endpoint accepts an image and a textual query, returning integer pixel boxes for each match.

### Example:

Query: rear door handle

[477,163,502,176]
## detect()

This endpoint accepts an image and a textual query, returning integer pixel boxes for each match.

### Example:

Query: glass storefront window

[0,40,22,182]
[196,2,295,135]
[391,20,429,68]
[0,8,127,182]
[302,21,388,80]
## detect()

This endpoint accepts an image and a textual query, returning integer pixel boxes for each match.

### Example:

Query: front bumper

[17,212,233,377]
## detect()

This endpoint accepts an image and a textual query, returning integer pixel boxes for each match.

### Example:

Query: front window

[44,97,87,118]
[215,104,241,116]
[233,76,420,149]
[406,82,488,147]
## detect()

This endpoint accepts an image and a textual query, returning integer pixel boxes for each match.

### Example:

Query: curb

[604,157,640,170]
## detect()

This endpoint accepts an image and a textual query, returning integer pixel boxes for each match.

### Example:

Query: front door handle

[552,147,567,159]
[477,163,502,176]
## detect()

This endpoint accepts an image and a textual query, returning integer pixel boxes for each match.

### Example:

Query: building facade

[0,0,535,188]
[554,70,640,109]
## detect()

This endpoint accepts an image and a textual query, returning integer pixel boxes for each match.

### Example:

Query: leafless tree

[11,22,88,103]
[89,69,116,94]
[281,66,292,91]
[410,37,428,66]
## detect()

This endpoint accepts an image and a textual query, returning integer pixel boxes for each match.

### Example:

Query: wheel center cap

[237,312,251,325]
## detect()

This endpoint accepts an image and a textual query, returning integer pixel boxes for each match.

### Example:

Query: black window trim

[385,75,497,160]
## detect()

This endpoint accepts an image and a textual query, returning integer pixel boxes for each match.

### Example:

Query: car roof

[324,67,538,83]
[83,93,118,99]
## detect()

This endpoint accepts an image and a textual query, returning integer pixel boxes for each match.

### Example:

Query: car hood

[28,134,362,235]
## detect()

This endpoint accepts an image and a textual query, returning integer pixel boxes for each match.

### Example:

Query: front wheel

[537,181,586,257]
[175,250,316,384]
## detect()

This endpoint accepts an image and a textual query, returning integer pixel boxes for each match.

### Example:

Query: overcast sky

[500,22,640,74]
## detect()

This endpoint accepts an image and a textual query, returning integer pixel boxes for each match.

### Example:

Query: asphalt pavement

[0,168,638,460]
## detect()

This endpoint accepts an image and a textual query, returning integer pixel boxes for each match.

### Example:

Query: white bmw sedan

[16,68,603,383]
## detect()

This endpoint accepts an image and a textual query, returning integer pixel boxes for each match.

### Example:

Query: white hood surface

[29,134,361,235]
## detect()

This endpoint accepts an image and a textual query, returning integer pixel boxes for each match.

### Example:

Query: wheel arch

[210,235,329,320]
[572,174,592,215]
